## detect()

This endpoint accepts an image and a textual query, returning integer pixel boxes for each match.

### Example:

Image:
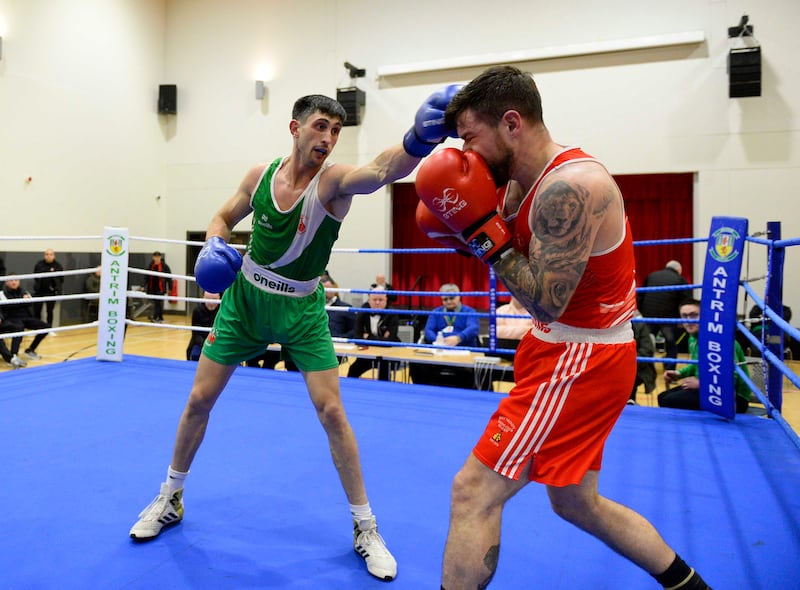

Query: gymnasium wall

[1,0,798,312]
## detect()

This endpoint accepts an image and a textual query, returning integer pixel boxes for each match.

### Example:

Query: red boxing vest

[500,147,636,329]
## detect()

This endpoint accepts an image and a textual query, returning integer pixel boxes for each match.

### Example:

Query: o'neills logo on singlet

[242,254,319,297]
[252,271,296,293]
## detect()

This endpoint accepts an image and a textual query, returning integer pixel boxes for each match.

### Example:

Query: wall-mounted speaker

[336,87,366,126]
[158,84,177,114]
[728,47,761,98]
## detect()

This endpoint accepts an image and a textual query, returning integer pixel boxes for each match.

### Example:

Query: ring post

[488,266,497,353]
[765,221,785,410]
[698,216,748,419]
[97,227,130,362]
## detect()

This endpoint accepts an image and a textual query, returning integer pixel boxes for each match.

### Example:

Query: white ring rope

[0,267,99,282]
[124,292,212,306]
[127,291,190,303]
[128,267,196,282]
[0,292,99,307]
[0,322,99,340]
[128,235,246,251]
[0,235,102,241]
[125,319,200,332]
[130,236,205,247]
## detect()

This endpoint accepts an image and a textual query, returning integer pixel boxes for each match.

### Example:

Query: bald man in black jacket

[637,260,692,371]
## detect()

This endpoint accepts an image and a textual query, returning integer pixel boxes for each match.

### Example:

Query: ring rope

[737,323,800,391]
[747,234,800,248]
[636,282,702,293]
[337,288,508,298]
[126,293,214,306]
[0,267,98,282]
[0,322,98,340]
[774,236,800,247]
[331,247,455,254]
[129,236,205,247]
[127,267,196,282]
[125,319,197,332]
[741,282,800,343]
[0,235,102,241]
[1,225,798,448]
[0,293,99,307]
[631,237,706,246]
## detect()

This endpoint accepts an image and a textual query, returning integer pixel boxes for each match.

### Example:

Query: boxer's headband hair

[444,65,543,129]
[292,94,347,123]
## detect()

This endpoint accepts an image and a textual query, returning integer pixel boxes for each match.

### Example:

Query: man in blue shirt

[410,283,479,388]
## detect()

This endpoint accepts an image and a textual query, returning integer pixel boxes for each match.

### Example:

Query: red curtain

[391,183,492,310]
[390,173,694,310]
[614,173,694,285]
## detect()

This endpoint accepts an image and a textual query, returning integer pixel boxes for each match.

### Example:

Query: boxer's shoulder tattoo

[493,179,608,322]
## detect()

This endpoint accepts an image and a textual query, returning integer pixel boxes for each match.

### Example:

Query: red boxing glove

[415,148,512,263]
[415,200,472,256]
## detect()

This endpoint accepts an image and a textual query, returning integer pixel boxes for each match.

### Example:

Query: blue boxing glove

[194,236,243,294]
[402,84,463,158]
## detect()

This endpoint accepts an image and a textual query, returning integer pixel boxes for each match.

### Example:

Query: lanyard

[443,305,461,327]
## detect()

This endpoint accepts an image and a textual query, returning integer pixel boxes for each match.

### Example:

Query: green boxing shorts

[202,274,339,373]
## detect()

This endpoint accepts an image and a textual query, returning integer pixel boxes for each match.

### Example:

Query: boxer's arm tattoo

[494,180,602,323]
[494,251,554,322]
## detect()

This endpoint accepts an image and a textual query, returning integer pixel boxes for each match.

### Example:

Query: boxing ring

[1,218,800,589]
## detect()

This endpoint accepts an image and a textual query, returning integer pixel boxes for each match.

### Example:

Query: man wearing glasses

[659,298,751,413]
[409,283,479,388]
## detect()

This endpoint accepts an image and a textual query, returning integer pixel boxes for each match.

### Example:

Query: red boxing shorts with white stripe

[472,331,636,487]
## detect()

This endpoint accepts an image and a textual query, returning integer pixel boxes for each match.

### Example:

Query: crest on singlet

[246,157,343,281]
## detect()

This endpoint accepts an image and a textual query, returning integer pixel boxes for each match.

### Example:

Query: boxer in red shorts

[415,66,711,590]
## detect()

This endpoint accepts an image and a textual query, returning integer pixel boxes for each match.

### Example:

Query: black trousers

[33,298,57,326]
[658,386,749,413]
[246,350,298,372]
[151,296,165,320]
[9,317,49,353]
[0,320,23,361]
[347,357,397,381]
[186,334,205,360]
[0,339,12,362]
[649,323,679,371]
[409,363,475,389]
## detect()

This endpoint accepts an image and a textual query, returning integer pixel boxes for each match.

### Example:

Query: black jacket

[191,303,218,340]
[638,268,691,320]
[2,284,35,320]
[33,259,64,295]
[187,302,218,359]
[327,297,356,338]
[144,261,173,295]
[0,306,17,332]
[633,317,657,392]
[353,303,400,343]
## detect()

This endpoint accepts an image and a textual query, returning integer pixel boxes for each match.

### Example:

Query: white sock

[350,502,374,529]
[166,466,188,492]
